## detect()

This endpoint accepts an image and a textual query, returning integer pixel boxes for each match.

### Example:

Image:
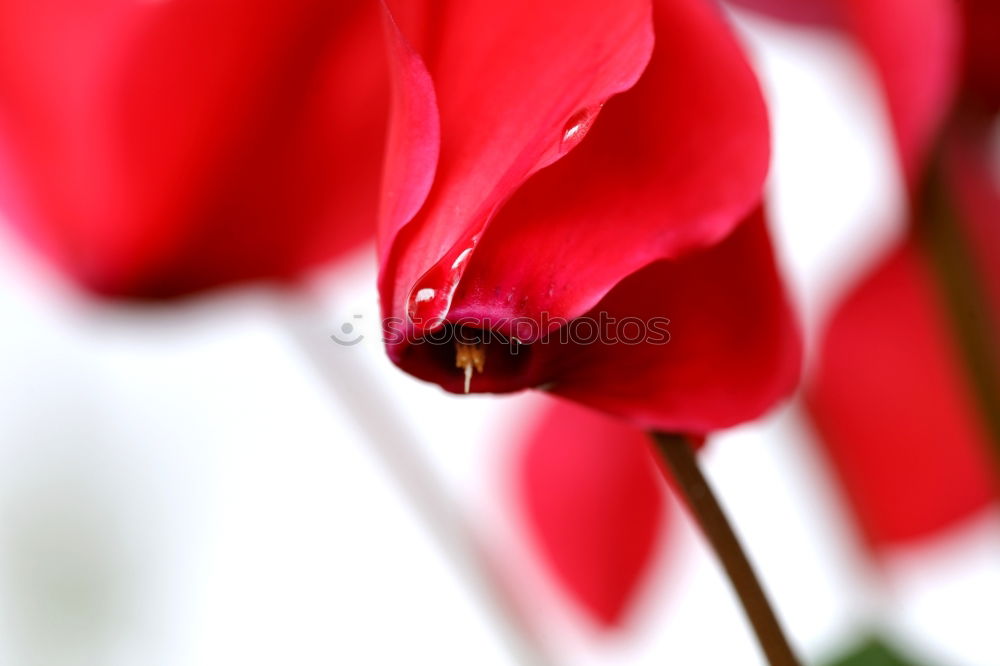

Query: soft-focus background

[1,10,999,665]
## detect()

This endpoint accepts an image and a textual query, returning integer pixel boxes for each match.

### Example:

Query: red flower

[378,0,800,432]
[0,0,385,298]
[516,397,671,626]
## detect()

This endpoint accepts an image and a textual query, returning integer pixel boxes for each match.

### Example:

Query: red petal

[542,208,801,433]
[0,0,386,297]
[517,396,668,626]
[807,239,997,547]
[448,0,771,330]
[377,0,656,329]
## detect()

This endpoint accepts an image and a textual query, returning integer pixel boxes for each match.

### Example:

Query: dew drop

[406,242,477,332]
[450,248,472,269]
[406,278,450,332]
[560,104,602,153]
[414,288,436,304]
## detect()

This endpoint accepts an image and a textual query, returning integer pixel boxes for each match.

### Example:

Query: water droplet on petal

[406,242,477,332]
[414,288,436,303]
[451,248,473,269]
[560,104,602,154]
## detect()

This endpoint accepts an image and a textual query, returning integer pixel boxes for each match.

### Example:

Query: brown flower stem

[649,432,800,666]
[918,158,1000,476]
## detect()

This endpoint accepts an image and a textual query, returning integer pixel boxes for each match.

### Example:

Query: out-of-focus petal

[0,0,139,275]
[378,0,656,328]
[0,0,385,297]
[807,240,997,546]
[517,397,668,626]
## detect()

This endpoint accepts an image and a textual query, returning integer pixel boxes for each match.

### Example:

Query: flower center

[455,341,487,393]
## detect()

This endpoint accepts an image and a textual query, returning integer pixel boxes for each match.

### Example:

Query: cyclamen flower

[378,0,801,433]
[0,0,385,298]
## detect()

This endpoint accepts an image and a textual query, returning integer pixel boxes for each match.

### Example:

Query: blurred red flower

[0,0,385,298]
[378,0,800,433]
